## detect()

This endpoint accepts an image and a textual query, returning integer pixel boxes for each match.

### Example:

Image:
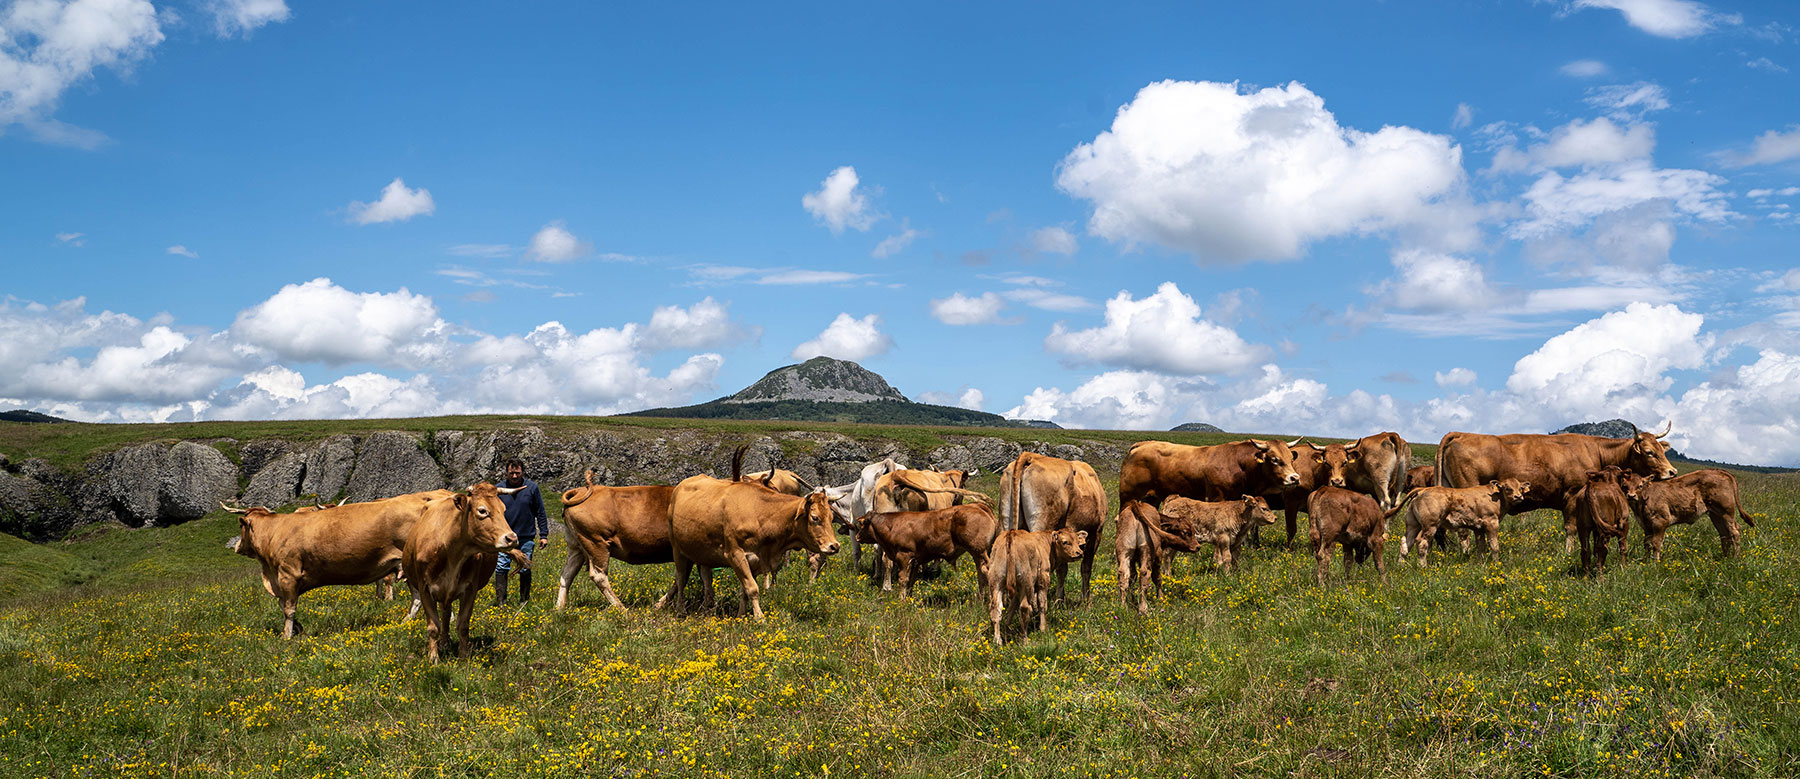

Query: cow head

[1239,494,1280,529]
[1488,478,1531,509]
[1616,470,1648,502]
[823,486,857,529]
[1251,439,1304,487]
[1626,422,1678,480]
[1312,443,1361,489]
[942,470,971,488]
[1153,510,1204,553]
[799,490,842,555]
[221,502,271,558]
[458,483,520,551]
[1049,528,1088,562]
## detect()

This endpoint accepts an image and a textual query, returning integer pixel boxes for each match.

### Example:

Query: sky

[3,0,1799,465]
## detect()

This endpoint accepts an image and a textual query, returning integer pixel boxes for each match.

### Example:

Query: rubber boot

[493,570,509,607]
[518,570,532,604]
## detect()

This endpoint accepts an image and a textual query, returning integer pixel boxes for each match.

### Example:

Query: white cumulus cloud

[1056,79,1472,263]
[524,221,591,262]
[1027,226,1079,256]
[1435,367,1478,387]
[1043,282,1269,375]
[929,292,1008,326]
[791,313,892,361]
[1727,125,1800,167]
[1507,301,1710,422]
[207,0,290,37]
[802,166,879,234]
[232,278,448,367]
[0,0,164,143]
[638,297,757,351]
[348,178,435,224]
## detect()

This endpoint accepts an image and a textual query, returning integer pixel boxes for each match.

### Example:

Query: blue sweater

[499,478,549,539]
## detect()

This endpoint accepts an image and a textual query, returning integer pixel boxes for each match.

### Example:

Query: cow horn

[1654,420,1672,439]
[220,501,250,515]
[1251,440,1270,451]
[1285,437,1305,448]
[496,485,524,495]
[336,497,348,507]
[1343,440,1360,452]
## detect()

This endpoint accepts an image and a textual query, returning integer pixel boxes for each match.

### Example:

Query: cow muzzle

[1661,468,1677,480]
[498,532,520,549]
[1329,478,1346,488]
[820,541,841,555]
[1284,474,1300,486]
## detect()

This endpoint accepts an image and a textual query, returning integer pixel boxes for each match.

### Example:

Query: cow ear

[1346,449,1361,463]
[454,493,470,510]
[1487,480,1499,487]
[1076,530,1089,542]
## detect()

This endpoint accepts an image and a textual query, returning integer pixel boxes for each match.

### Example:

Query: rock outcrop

[84,441,239,528]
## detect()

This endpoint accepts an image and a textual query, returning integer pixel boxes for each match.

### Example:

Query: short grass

[1,468,1794,777]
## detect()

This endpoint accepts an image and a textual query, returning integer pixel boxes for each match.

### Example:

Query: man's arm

[533,484,550,540]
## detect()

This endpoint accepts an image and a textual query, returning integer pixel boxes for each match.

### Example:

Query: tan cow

[998,452,1107,602]
[1569,468,1631,574]
[740,468,823,587]
[1120,439,1304,515]
[1617,469,1756,559]
[987,528,1087,645]
[1114,501,1202,614]
[871,469,981,512]
[556,471,714,611]
[1391,479,1531,566]
[402,484,521,662]
[852,504,998,598]
[1307,486,1387,587]
[226,488,457,638]
[656,475,842,620]
[1404,465,1436,494]
[1156,495,1279,575]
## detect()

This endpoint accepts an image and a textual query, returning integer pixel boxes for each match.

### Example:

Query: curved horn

[335,497,348,507]
[1343,440,1360,452]
[1654,420,1672,439]
[496,485,524,495]
[1251,439,1270,451]
[1285,436,1305,448]
[220,501,250,515]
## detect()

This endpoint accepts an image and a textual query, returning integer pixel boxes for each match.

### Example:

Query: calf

[1404,465,1436,493]
[1393,479,1531,566]
[1308,486,1387,586]
[1114,501,1201,614]
[853,504,999,598]
[999,452,1107,602]
[402,484,521,663]
[987,528,1087,645]
[1569,468,1631,574]
[1156,495,1278,575]
[1618,469,1756,559]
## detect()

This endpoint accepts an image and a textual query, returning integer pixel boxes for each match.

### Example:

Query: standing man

[494,458,549,606]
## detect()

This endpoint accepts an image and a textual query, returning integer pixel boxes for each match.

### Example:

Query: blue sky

[4,0,1800,464]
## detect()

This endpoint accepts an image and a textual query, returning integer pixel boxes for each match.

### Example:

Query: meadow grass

[0,471,1794,777]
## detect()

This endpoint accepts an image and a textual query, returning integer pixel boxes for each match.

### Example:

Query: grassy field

[0,450,1795,777]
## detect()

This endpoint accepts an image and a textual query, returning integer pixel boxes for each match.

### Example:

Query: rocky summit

[724,357,909,404]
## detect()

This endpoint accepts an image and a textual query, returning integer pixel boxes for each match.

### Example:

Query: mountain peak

[724,357,908,404]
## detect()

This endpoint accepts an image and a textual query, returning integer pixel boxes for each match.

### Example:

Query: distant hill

[1020,420,1063,429]
[625,357,1031,427]
[1171,422,1223,433]
[0,410,69,424]
[1554,419,1796,474]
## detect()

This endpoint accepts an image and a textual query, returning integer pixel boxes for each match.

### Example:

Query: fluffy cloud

[929,292,1007,326]
[0,0,163,140]
[1570,0,1738,38]
[1027,226,1079,256]
[1435,367,1477,387]
[1506,302,1709,421]
[232,278,448,366]
[791,313,892,361]
[1561,59,1610,78]
[1727,125,1800,167]
[802,166,879,234]
[525,221,591,262]
[1382,250,1497,312]
[918,387,985,411]
[1043,282,1269,375]
[1511,163,1730,269]
[348,178,435,224]
[1672,350,1800,467]
[638,297,757,351]
[207,0,290,37]
[1056,79,1471,263]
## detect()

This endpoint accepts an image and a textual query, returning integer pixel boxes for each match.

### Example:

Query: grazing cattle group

[220,422,1762,656]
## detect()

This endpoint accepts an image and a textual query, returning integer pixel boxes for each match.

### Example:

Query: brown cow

[290,497,404,600]
[1404,465,1436,493]
[1258,440,1325,549]
[1436,422,1678,552]
[1617,469,1756,559]
[1312,433,1410,509]
[402,484,521,662]
[1114,501,1201,614]
[656,475,842,620]
[871,469,981,512]
[1157,494,1279,574]
[555,471,713,611]
[1569,468,1631,574]
[226,488,458,638]
[1391,479,1531,566]
[998,452,1107,602]
[741,468,823,587]
[852,504,998,598]
[1307,486,1387,587]
[987,528,1087,645]
[1120,438,1304,509]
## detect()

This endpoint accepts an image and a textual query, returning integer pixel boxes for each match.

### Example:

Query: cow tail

[1434,434,1453,488]
[561,469,597,507]
[1388,434,1409,508]
[730,444,748,482]
[1730,472,1757,528]
[1000,458,1020,531]
[1383,488,1421,521]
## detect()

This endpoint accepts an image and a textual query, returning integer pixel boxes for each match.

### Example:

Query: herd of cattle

[223,423,1758,658]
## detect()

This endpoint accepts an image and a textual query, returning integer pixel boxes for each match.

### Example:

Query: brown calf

[1618,469,1755,559]
[1308,486,1387,586]
[1392,479,1531,566]
[987,528,1087,645]
[1114,501,1201,614]
[1156,495,1278,574]
[1569,468,1632,574]
[998,452,1108,602]
[1404,465,1436,493]
[853,504,998,598]
[401,485,521,663]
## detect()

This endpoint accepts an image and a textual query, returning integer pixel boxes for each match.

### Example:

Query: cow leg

[1594,530,1609,572]
[1484,521,1501,562]
[808,552,825,584]
[894,552,915,598]
[725,549,763,621]
[1315,541,1331,587]
[989,584,1006,646]
[1342,544,1354,581]
[655,554,693,613]
[556,544,585,611]
[456,586,478,660]
[1563,512,1579,555]
[1116,553,1133,609]
[1033,573,1051,633]
[1373,537,1388,585]
[1579,528,1593,574]
[972,550,992,604]
[1079,540,1098,602]
[1709,508,1742,557]
[418,587,444,663]
[1285,505,1300,550]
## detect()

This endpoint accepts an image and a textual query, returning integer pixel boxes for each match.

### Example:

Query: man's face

[506,464,523,485]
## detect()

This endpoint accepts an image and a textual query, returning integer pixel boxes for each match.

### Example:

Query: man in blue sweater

[494,458,549,606]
